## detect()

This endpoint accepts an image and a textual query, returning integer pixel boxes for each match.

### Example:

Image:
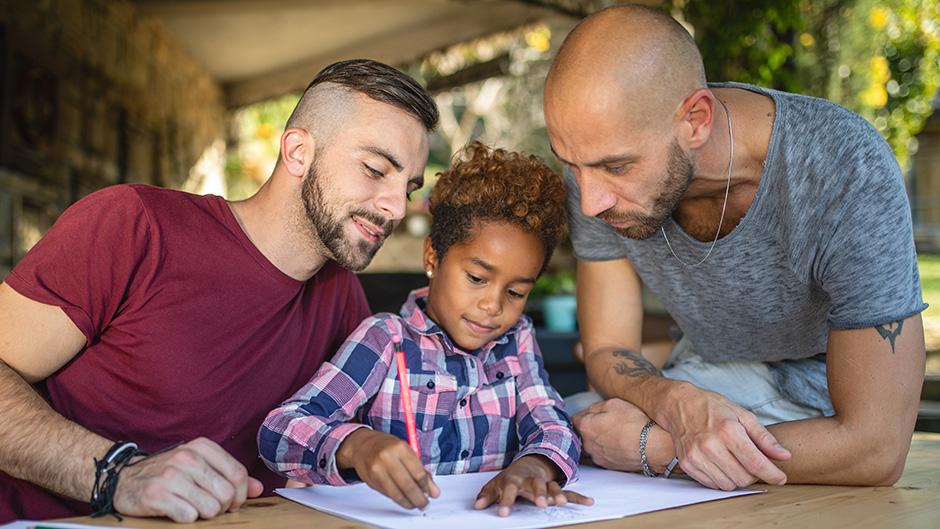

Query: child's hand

[336,428,439,510]
[473,455,593,516]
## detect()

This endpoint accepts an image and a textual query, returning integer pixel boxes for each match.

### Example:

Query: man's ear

[280,128,314,178]
[675,88,715,150]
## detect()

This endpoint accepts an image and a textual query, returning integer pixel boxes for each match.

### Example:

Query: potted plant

[532,270,577,332]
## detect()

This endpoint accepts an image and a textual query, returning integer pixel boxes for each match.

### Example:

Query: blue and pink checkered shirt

[258,287,580,485]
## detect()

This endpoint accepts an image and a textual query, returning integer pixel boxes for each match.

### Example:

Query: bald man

[0,59,436,522]
[545,6,926,490]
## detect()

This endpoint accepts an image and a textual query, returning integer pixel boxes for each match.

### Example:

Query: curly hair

[429,142,568,274]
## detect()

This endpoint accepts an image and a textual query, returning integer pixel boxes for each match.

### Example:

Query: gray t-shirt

[567,82,927,413]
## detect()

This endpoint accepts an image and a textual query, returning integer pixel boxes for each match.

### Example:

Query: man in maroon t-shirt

[0,60,437,522]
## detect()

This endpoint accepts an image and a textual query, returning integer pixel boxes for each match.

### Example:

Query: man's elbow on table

[840,417,914,486]
[861,444,908,487]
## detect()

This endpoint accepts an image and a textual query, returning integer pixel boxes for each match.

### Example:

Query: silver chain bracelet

[639,419,658,477]
[639,419,680,478]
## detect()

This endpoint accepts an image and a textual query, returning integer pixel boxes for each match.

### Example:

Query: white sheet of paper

[276,466,763,529]
[0,522,143,529]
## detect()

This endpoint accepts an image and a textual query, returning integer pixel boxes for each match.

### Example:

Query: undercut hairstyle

[429,142,568,275]
[287,59,438,133]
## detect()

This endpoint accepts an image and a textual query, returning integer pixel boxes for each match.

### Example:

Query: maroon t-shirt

[0,184,370,520]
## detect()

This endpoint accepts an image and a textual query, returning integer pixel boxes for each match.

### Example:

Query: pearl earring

[425,269,433,278]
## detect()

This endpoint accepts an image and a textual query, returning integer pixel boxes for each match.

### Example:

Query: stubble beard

[598,139,693,240]
[300,162,391,272]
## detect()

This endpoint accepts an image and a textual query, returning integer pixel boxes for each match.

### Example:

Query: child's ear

[422,237,438,279]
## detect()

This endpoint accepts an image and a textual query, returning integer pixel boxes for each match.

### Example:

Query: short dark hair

[306,59,438,132]
[429,142,568,275]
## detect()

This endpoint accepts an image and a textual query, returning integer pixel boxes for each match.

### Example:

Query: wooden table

[65,433,940,529]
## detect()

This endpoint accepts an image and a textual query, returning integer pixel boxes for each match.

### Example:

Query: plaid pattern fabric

[259,287,580,485]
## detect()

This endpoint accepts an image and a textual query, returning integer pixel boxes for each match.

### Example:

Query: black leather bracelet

[90,441,149,520]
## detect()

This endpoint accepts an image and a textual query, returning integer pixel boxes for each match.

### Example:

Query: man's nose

[579,172,616,218]
[377,185,408,221]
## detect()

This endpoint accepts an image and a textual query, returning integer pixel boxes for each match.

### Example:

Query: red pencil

[392,335,421,458]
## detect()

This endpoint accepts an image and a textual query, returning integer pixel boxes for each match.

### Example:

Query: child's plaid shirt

[259,287,580,485]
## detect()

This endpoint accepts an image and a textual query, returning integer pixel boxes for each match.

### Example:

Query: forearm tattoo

[611,349,663,377]
[874,319,904,354]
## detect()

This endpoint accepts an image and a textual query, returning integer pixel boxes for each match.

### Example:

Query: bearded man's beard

[599,140,693,239]
[301,162,392,271]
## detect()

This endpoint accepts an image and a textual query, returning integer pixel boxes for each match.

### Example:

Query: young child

[259,142,591,517]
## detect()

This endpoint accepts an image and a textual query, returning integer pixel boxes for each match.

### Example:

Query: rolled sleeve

[512,325,581,484]
[259,405,373,485]
[514,426,580,485]
[258,316,396,484]
[314,422,372,485]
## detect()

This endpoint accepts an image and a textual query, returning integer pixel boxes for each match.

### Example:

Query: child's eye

[466,273,484,285]
[508,289,526,299]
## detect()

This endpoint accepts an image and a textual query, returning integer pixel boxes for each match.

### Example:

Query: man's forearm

[765,415,913,486]
[762,317,926,486]
[584,347,902,485]
[0,360,112,501]
[586,347,687,419]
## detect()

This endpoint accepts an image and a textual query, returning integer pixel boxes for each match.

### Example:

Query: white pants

[565,337,824,426]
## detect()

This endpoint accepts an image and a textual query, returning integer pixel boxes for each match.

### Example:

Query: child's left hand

[473,455,594,517]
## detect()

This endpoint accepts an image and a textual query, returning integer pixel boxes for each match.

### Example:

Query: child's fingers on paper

[497,482,520,517]
[563,489,594,506]
[547,481,568,506]
[526,477,549,508]
[473,482,499,509]
[370,468,417,510]
[428,476,441,498]
[389,463,432,510]
[401,450,438,498]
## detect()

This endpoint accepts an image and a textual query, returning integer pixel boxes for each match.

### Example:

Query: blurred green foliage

[806,0,940,169]
[531,269,577,298]
[677,0,803,90]
[225,3,939,197]
[410,23,561,170]
[671,0,940,170]
[225,93,300,200]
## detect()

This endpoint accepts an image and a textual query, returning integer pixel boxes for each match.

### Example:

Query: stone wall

[0,0,226,277]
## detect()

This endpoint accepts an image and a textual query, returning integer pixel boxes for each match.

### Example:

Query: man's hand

[572,398,654,472]
[663,383,791,490]
[113,437,263,522]
[473,455,593,517]
[336,428,439,510]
